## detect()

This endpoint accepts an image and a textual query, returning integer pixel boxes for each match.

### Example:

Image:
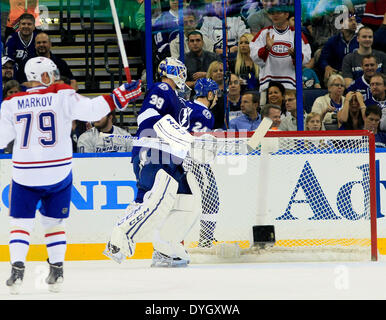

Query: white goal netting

[183,131,377,263]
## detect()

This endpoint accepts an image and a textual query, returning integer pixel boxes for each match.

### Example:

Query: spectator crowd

[2,0,386,150]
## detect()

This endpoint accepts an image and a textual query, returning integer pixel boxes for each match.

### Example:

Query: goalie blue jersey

[133,81,185,158]
[182,99,215,132]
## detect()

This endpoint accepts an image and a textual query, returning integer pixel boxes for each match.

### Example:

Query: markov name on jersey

[17,96,53,109]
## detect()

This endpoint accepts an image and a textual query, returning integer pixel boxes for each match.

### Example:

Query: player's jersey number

[149,94,165,109]
[15,111,57,148]
[192,122,209,132]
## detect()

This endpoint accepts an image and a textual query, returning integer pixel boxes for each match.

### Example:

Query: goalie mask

[158,57,187,90]
[25,56,60,86]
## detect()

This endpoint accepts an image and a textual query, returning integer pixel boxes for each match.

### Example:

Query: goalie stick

[247,117,273,151]
[100,115,270,154]
[99,115,248,161]
[100,117,271,154]
[99,131,238,163]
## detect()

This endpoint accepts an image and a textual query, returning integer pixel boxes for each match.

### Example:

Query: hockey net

[183,130,378,263]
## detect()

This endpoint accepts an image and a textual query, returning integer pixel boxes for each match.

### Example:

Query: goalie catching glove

[111,80,142,110]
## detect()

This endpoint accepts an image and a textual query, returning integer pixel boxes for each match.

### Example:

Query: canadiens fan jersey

[250,26,311,91]
[0,83,115,187]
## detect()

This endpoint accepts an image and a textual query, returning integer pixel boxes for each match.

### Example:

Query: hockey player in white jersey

[0,56,141,294]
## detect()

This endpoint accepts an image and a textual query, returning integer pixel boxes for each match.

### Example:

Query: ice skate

[103,241,127,263]
[151,250,189,268]
[46,260,64,293]
[6,261,25,295]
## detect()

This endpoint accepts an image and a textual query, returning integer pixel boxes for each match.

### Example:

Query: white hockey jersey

[0,83,115,186]
[200,15,249,50]
[77,126,133,153]
[249,26,311,91]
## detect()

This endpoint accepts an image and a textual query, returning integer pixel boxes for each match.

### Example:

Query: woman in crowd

[230,33,259,91]
[206,61,227,129]
[207,61,224,92]
[337,91,365,130]
[305,112,323,131]
[266,81,286,118]
[311,74,345,128]
[303,112,326,149]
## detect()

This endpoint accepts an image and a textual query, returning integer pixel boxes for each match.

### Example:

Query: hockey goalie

[103,58,223,267]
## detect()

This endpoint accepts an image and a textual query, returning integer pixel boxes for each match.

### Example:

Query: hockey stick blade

[99,132,134,140]
[247,117,273,151]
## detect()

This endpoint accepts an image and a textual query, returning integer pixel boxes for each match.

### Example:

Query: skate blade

[151,260,189,268]
[48,277,63,293]
[8,280,22,295]
[103,248,125,264]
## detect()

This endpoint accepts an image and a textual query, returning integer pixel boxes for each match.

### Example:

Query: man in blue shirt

[318,13,358,86]
[4,13,37,70]
[347,54,378,101]
[365,73,386,131]
[363,104,386,148]
[229,91,261,131]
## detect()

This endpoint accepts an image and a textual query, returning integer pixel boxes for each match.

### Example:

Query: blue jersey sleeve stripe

[137,108,161,126]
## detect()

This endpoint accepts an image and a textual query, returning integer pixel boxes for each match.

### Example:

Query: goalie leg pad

[105,169,178,261]
[152,196,197,261]
[152,172,202,262]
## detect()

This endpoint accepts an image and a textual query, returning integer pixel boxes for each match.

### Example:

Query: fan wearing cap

[249,4,311,93]
[2,56,17,86]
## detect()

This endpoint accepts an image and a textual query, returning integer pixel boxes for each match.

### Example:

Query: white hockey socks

[9,218,34,264]
[41,216,66,264]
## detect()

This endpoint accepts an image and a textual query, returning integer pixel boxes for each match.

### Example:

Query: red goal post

[184,130,378,263]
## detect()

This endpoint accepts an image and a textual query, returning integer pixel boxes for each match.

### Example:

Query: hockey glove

[112,80,142,110]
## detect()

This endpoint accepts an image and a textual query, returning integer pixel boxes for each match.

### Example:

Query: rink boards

[0,151,386,261]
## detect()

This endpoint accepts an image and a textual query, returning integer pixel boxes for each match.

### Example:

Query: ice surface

[1,259,386,300]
